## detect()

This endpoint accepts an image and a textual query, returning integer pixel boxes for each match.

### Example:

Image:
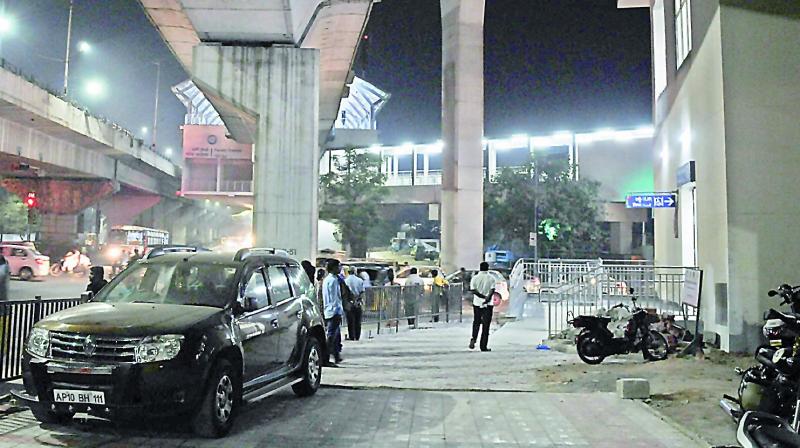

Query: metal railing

[360,283,464,334]
[512,259,695,338]
[384,170,443,187]
[220,180,253,192]
[0,297,84,382]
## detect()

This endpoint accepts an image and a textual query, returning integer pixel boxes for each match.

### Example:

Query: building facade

[642,0,800,351]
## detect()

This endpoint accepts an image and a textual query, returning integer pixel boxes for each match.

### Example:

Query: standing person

[301,260,316,284]
[86,266,108,296]
[385,268,396,286]
[129,248,142,265]
[322,259,344,365]
[343,267,365,341]
[469,262,497,352]
[315,268,326,314]
[404,267,424,326]
[360,271,372,288]
[431,269,448,323]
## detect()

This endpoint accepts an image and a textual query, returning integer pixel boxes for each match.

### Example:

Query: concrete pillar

[39,214,79,245]
[193,46,320,261]
[440,0,486,272]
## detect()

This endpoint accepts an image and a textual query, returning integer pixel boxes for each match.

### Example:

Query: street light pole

[152,61,160,150]
[63,0,74,96]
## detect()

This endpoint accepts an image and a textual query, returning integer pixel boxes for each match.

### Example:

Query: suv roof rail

[234,247,290,261]
[145,245,210,260]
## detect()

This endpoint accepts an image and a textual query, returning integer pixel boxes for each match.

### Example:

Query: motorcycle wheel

[49,264,63,277]
[642,330,669,361]
[576,332,605,365]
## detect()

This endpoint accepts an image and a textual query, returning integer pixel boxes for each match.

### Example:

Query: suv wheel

[19,267,33,281]
[292,337,322,397]
[30,404,75,424]
[192,358,238,438]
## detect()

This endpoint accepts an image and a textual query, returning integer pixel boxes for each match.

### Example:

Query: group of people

[84,255,499,364]
[305,258,498,364]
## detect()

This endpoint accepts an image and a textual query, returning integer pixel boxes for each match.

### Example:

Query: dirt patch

[528,344,750,446]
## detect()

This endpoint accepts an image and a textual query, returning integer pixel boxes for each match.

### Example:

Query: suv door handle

[271,319,279,329]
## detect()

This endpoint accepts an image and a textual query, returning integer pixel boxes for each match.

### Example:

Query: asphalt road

[7,276,87,301]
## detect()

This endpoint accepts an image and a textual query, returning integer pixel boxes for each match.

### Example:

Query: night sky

[0,0,187,156]
[360,0,653,144]
[0,0,652,156]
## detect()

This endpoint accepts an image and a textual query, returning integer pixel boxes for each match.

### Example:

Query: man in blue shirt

[343,266,365,341]
[322,259,344,365]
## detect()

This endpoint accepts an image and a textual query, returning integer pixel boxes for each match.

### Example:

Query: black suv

[13,247,327,437]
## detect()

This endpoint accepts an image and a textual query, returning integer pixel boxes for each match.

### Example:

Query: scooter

[569,288,669,364]
[49,253,91,277]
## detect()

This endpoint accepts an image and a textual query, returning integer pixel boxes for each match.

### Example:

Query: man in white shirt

[469,262,497,351]
[404,267,425,326]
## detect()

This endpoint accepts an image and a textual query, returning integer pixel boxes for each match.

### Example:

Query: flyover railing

[0,297,85,382]
[361,283,465,335]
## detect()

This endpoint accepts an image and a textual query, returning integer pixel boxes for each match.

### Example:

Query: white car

[446,269,509,302]
[395,266,447,288]
[0,244,50,281]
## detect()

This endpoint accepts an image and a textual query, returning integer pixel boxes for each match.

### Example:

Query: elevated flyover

[139,0,376,260]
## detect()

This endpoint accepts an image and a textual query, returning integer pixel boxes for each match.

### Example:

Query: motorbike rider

[62,249,81,273]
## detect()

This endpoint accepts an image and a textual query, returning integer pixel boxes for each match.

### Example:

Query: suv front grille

[50,332,140,363]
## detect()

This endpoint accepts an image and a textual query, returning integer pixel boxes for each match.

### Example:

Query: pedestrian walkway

[325,300,566,391]
[0,301,704,447]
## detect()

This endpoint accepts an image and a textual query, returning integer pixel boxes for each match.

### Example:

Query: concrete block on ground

[616,378,650,399]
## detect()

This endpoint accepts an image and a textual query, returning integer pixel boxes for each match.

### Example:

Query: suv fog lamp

[26,328,50,358]
[134,335,184,363]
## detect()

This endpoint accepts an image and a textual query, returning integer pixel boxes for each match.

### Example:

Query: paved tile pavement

[0,388,701,447]
[0,301,705,447]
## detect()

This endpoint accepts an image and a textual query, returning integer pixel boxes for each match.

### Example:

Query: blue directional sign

[626,192,677,209]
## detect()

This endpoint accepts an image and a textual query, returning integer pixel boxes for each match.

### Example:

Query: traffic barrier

[0,296,84,382]
[510,258,697,338]
[361,283,464,334]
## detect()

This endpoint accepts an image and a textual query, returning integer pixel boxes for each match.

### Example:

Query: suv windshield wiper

[130,300,156,304]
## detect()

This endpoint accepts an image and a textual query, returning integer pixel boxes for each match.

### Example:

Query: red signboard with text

[182,125,252,160]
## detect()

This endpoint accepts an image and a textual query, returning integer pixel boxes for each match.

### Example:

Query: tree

[484,155,608,258]
[0,188,30,242]
[320,149,388,258]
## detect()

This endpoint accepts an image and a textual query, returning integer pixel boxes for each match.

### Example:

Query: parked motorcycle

[569,288,669,364]
[721,285,800,422]
[735,348,800,447]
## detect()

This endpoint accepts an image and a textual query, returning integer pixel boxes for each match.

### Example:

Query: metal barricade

[524,261,696,338]
[360,283,464,335]
[0,297,84,382]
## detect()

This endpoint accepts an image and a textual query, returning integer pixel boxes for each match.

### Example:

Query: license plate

[53,389,105,405]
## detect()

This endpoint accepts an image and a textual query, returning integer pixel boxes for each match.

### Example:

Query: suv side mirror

[242,296,258,312]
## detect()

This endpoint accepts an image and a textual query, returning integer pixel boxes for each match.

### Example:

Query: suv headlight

[135,335,184,363]
[26,328,50,358]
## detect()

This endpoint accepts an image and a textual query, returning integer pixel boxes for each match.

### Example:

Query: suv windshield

[95,261,239,308]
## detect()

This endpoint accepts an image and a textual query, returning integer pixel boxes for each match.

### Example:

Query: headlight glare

[26,328,50,358]
[134,335,184,363]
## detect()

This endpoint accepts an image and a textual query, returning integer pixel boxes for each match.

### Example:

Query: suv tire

[30,404,75,424]
[192,358,238,438]
[292,337,322,397]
